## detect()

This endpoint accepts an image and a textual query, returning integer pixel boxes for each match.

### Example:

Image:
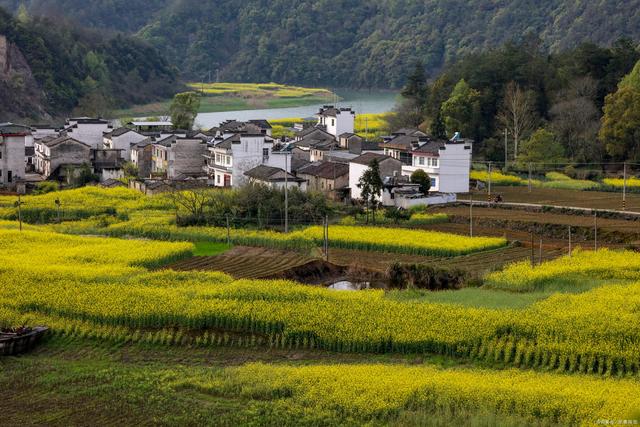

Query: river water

[195,89,398,128]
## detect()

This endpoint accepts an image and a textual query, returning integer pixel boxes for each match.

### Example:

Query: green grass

[0,338,561,426]
[192,241,231,256]
[385,288,551,309]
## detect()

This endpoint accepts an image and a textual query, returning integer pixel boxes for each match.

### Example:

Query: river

[195,89,398,128]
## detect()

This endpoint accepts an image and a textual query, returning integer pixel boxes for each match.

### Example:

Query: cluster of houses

[0,107,472,206]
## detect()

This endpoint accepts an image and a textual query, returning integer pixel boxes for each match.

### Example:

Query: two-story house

[316,106,355,138]
[103,127,147,160]
[152,136,208,179]
[204,132,275,188]
[349,153,403,200]
[0,123,30,189]
[34,135,91,179]
[63,118,112,149]
[130,139,154,178]
[401,133,473,193]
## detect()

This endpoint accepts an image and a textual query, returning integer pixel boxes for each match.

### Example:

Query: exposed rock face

[0,34,48,120]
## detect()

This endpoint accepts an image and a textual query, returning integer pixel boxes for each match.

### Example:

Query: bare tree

[167,189,212,223]
[498,82,537,159]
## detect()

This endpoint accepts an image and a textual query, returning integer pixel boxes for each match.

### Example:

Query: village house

[92,148,125,181]
[0,123,30,190]
[130,139,154,178]
[316,106,355,138]
[152,136,208,179]
[34,135,91,179]
[297,161,350,199]
[244,165,306,190]
[103,127,147,160]
[63,118,112,149]
[204,131,276,188]
[400,133,473,193]
[349,153,403,200]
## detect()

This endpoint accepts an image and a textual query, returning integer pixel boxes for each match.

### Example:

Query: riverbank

[114,82,336,117]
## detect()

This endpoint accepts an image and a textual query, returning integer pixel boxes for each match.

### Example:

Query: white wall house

[349,153,402,200]
[0,123,30,189]
[204,133,274,188]
[316,106,355,139]
[64,118,112,149]
[401,137,472,193]
[103,127,147,160]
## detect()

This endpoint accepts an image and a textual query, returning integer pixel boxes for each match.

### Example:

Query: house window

[8,171,12,183]
[432,158,439,167]
[331,119,335,126]
[216,175,220,184]
[418,157,424,166]
[430,177,437,188]
[263,148,269,159]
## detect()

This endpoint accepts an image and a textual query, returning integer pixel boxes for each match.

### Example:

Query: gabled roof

[0,122,32,136]
[248,119,272,129]
[413,140,447,156]
[316,106,355,118]
[339,132,360,139]
[132,138,154,149]
[295,125,332,139]
[350,152,398,166]
[39,135,91,148]
[104,127,137,138]
[298,161,349,179]
[244,165,300,182]
[391,128,426,137]
[154,135,177,147]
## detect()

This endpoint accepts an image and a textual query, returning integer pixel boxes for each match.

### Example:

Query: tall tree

[357,159,383,224]
[401,60,428,107]
[440,79,481,139]
[170,91,201,130]
[497,82,537,159]
[517,129,566,170]
[600,61,640,161]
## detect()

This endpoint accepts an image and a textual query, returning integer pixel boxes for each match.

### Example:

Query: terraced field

[328,245,565,274]
[166,246,313,278]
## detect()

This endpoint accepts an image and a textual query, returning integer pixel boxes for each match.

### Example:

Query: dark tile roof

[0,122,32,136]
[244,165,300,182]
[413,140,447,155]
[298,161,349,179]
[350,152,397,166]
[248,119,272,129]
[392,128,426,136]
[295,125,331,139]
[39,135,91,148]
[104,127,134,138]
[316,106,355,117]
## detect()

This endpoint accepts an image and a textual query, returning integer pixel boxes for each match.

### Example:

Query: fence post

[469,192,473,237]
[487,161,492,202]
[528,163,532,193]
[55,198,61,223]
[15,195,22,232]
[324,215,329,262]
[225,214,231,246]
[623,162,627,211]
[530,232,534,267]
[568,225,572,257]
[539,237,543,265]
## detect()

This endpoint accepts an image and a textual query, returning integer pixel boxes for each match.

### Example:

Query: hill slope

[2,0,640,88]
[0,7,178,120]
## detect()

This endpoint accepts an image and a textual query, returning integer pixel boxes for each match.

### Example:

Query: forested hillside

[2,0,640,88]
[0,7,178,120]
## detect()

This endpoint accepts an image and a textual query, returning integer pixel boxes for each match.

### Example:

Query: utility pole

[487,161,492,202]
[539,237,543,265]
[469,192,473,237]
[528,163,532,193]
[594,211,598,251]
[568,226,572,257]
[324,215,329,262]
[55,198,61,223]
[530,232,534,267]
[504,128,508,170]
[284,153,289,233]
[15,195,22,232]
[225,214,231,246]
[623,162,627,211]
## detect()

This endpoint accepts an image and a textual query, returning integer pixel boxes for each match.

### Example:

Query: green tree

[357,159,384,224]
[600,60,640,161]
[518,129,566,169]
[410,169,431,194]
[401,60,428,107]
[430,109,447,139]
[440,79,481,139]
[170,91,201,130]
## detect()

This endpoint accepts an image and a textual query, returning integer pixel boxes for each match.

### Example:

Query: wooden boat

[0,326,48,356]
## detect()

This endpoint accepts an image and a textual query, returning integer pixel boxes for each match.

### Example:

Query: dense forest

[0,6,178,119]
[2,0,640,88]
[393,37,640,164]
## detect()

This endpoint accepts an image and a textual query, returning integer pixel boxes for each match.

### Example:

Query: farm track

[166,246,313,279]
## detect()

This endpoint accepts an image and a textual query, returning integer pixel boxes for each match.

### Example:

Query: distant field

[269,112,391,139]
[115,82,335,117]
